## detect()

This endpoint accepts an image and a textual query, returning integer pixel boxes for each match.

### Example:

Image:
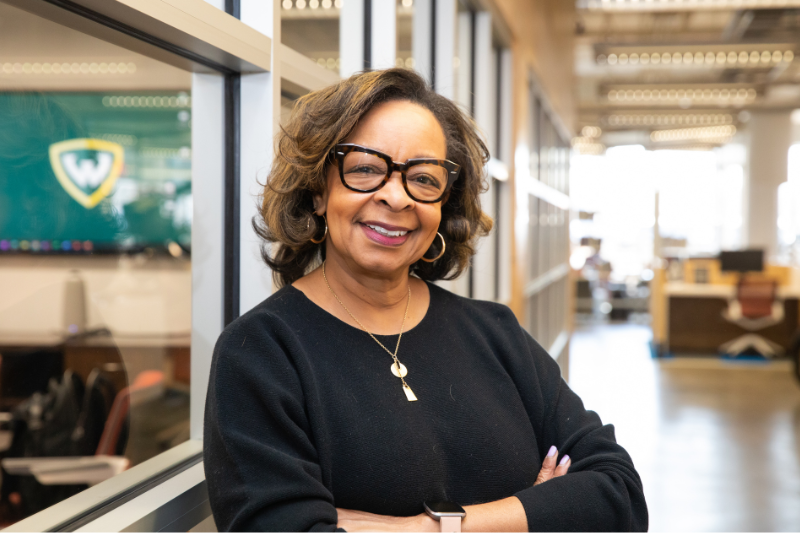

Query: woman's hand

[336,508,438,532]
[534,445,571,486]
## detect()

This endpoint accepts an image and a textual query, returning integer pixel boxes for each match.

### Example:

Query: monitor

[0,91,192,255]
[719,250,764,273]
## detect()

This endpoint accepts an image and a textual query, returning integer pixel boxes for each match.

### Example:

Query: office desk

[0,332,190,404]
[661,283,800,355]
[665,283,800,299]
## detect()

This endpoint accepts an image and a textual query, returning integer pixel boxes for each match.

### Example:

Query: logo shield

[49,138,124,209]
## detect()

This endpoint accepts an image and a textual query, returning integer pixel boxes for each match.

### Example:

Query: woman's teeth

[366,224,408,237]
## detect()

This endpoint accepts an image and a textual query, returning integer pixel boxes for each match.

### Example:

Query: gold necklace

[321,261,418,402]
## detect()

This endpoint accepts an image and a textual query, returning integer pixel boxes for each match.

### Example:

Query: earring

[310,214,328,244]
[421,232,446,263]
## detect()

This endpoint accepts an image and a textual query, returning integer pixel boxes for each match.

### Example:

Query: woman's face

[315,100,447,278]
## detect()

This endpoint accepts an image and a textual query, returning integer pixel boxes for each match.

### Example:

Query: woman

[204,68,648,532]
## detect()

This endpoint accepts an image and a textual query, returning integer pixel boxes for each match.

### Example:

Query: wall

[0,256,191,336]
[491,0,575,323]
[496,0,576,133]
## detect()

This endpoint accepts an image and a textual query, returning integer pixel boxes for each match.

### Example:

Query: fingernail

[547,446,557,458]
[559,455,570,466]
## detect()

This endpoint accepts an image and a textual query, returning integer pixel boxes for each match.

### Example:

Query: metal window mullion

[412,0,433,83]
[224,72,241,326]
[239,0,279,314]
[370,0,395,70]
[340,0,364,76]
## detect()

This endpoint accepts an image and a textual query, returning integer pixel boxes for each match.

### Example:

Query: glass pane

[396,0,413,69]
[282,0,341,72]
[0,1,194,524]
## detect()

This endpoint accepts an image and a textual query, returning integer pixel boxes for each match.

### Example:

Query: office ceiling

[575,3,800,150]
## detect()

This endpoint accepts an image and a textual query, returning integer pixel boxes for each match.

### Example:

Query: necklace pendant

[403,383,418,402]
[390,362,408,378]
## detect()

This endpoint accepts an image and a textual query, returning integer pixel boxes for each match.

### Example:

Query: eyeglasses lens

[342,151,447,201]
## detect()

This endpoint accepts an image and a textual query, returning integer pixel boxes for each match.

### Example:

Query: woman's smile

[360,220,414,246]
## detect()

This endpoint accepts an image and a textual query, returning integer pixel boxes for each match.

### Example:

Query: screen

[719,250,765,273]
[0,91,191,254]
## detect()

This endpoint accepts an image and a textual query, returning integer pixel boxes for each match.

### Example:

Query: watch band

[440,515,462,532]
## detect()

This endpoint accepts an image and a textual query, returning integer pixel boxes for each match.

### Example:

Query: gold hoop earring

[421,232,446,263]
[310,215,328,244]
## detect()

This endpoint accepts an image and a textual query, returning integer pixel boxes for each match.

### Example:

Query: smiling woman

[203,68,648,532]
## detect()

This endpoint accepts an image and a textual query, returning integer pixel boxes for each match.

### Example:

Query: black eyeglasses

[329,143,461,203]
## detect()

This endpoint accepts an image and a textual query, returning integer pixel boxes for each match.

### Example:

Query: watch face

[425,501,466,516]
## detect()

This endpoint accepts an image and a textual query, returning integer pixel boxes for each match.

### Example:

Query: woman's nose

[375,171,413,209]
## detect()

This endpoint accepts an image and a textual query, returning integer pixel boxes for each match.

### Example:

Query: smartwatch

[424,501,467,532]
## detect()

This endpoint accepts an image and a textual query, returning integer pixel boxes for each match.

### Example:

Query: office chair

[720,278,784,357]
[2,370,164,486]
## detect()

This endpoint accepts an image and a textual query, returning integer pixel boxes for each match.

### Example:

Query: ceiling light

[598,48,795,68]
[607,87,757,104]
[581,126,602,138]
[581,0,800,12]
[650,125,737,143]
[102,94,191,108]
[1,62,136,75]
[571,137,606,155]
[604,113,734,127]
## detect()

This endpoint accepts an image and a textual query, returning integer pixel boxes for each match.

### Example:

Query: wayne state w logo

[49,138,124,209]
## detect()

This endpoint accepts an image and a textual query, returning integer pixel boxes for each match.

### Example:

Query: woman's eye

[347,165,383,175]
[410,174,440,188]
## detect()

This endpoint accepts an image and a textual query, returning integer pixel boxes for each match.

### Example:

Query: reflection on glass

[397,0,414,69]
[0,1,192,525]
[282,0,341,70]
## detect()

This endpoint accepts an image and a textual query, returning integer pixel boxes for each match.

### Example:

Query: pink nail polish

[547,446,557,458]
[559,455,570,466]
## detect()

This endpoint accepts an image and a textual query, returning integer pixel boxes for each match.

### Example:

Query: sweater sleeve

[203,319,338,532]
[512,329,649,532]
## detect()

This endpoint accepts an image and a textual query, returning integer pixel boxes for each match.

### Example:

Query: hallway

[568,324,800,532]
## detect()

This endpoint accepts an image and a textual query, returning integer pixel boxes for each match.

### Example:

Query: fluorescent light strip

[650,125,737,142]
[572,136,606,155]
[608,88,757,103]
[583,0,800,12]
[605,113,734,127]
[598,50,793,66]
[282,0,341,9]
[1,62,136,75]
[102,95,191,108]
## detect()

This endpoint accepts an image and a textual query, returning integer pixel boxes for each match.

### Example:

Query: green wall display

[0,91,192,254]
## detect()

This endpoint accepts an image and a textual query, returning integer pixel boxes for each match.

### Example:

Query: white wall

[0,256,191,335]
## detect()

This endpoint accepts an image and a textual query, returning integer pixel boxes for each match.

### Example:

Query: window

[0,0,272,527]
[0,3,198,522]
[281,0,341,72]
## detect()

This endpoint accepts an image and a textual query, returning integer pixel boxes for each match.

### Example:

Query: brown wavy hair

[254,68,493,287]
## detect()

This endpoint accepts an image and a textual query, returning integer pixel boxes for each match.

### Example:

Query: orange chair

[721,278,784,357]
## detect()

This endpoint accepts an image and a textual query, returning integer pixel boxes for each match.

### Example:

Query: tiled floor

[568,323,800,532]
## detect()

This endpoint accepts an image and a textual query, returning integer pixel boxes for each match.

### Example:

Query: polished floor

[568,323,800,532]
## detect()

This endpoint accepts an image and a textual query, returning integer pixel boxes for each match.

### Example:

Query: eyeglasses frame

[330,143,461,204]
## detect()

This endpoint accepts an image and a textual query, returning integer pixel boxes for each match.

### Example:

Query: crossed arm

[336,447,572,532]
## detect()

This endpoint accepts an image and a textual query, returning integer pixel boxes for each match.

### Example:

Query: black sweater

[203,283,648,532]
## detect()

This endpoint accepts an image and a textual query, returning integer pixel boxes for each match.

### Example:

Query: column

[745,111,792,259]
